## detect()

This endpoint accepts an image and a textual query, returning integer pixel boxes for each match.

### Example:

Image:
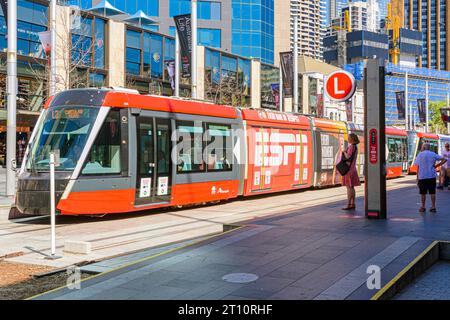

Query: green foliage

[428,101,449,134]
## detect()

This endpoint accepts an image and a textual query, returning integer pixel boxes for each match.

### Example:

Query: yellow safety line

[25,225,243,300]
[370,240,439,300]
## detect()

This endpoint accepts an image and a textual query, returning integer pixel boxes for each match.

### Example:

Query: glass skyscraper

[77,0,275,64]
[231,0,275,64]
[399,0,449,70]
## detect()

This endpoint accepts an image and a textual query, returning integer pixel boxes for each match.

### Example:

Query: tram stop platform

[30,176,450,300]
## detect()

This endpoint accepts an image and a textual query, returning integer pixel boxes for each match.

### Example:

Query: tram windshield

[26,106,100,171]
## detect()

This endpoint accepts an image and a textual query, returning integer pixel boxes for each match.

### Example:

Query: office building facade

[74,0,275,64]
[291,0,322,60]
[393,0,450,71]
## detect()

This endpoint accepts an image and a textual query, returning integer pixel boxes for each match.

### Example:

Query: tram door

[135,117,172,206]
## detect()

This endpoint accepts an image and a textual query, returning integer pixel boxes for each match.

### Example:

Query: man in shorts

[437,142,450,190]
[415,143,447,213]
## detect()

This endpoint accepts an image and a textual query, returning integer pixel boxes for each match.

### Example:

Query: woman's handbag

[336,146,357,176]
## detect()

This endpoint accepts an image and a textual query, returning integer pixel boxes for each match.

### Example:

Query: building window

[0,0,48,58]
[204,48,251,107]
[170,0,220,20]
[71,14,107,88]
[126,30,142,76]
[198,28,221,48]
[108,0,159,17]
[126,27,179,96]
[260,64,279,110]
[198,1,221,20]
[170,0,191,16]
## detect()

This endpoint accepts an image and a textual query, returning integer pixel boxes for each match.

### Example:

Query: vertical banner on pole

[316,93,324,118]
[6,0,17,197]
[417,99,426,123]
[345,99,353,122]
[173,14,192,78]
[405,72,409,130]
[395,91,406,120]
[279,52,293,97]
[38,31,52,56]
[364,59,387,220]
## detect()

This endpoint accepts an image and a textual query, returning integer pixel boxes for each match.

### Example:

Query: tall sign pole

[293,15,299,113]
[404,72,409,131]
[175,32,180,97]
[6,0,17,197]
[279,67,283,112]
[191,0,197,99]
[364,59,387,220]
[447,92,450,134]
[50,0,57,95]
[425,81,429,133]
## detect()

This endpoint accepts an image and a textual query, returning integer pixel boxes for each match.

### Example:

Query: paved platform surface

[394,262,450,300]
[0,175,413,268]
[0,168,14,208]
[34,177,450,300]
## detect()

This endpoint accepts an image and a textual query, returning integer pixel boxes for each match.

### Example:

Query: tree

[428,101,449,134]
[27,6,100,96]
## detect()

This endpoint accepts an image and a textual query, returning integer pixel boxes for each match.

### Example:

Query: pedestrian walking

[437,142,450,190]
[415,143,447,213]
[340,133,360,210]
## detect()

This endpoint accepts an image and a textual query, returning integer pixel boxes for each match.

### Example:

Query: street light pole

[175,32,180,97]
[6,0,17,197]
[279,67,283,112]
[50,0,57,96]
[293,15,299,113]
[191,0,197,99]
[425,81,429,133]
[447,92,450,134]
[405,72,409,131]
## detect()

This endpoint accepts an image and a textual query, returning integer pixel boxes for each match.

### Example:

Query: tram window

[387,137,408,163]
[418,139,439,154]
[205,123,232,172]
[176,121,205,173]
[82,109,122,175]
[430,140,439,153]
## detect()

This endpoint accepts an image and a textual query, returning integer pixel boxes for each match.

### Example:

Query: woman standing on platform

[341,133,361,210]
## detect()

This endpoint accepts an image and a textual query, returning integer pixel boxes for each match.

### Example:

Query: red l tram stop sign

[325,71,356,102]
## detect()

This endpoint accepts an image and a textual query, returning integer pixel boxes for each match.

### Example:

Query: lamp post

[191,0,197,99]
[405,72,409,131]
[6,0,17,197]
[50,0,57,96]
[293,15,299,113]
[175,32,180,97]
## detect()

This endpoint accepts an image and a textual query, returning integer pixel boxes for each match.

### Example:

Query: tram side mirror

[10,159,16,172]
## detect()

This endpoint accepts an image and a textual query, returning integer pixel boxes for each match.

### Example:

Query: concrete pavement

[1,175,416,268]
[0,168,14,208]
[33,177,450,300]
